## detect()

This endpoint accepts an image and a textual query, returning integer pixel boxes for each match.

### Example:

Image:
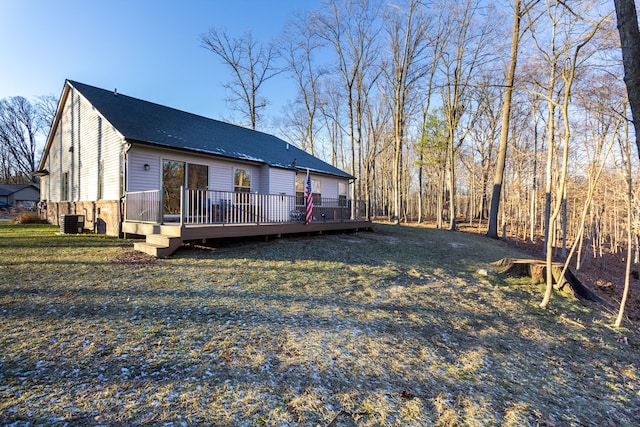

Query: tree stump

[492,258,609,306]
[492,258,564,286]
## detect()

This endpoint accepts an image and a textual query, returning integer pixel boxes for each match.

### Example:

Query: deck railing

[124,190,161,223]
[124,187,356,225]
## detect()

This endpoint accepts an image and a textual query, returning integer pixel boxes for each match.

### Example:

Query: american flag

[305,169,313,224]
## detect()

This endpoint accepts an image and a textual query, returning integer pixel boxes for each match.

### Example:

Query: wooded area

[202,0,639,314]
[1,0,638,315]
[204,0,635,253]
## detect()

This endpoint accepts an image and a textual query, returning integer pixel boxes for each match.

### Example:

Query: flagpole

[305,168,313,224]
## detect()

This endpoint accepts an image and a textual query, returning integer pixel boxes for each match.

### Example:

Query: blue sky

[0,0,320,130]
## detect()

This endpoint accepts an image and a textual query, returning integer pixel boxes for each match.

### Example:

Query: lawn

[0,223,638,426]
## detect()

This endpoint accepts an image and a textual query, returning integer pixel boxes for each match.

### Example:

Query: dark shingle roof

[0,184,38,196]
[68,80,353,179]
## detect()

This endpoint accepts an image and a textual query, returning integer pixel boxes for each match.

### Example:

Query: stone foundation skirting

[40,200,122,237]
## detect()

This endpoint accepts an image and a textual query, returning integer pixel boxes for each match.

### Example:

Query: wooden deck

[124,188,372,257]
[123,220,373,257]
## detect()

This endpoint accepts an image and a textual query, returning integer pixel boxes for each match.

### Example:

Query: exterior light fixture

[144,163,150,171]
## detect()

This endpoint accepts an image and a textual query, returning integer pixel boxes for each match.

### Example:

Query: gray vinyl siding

[320,176,343,199]
[94,102,124,200]
[41,123,62,202]
[127,146,161,192]
[258,165,270,194]
[43,87,124,203]
[209,160,231,192]
[209,159,258,193]
[269,168,295,196]
[128,146,264,194]
[47,94,72,202]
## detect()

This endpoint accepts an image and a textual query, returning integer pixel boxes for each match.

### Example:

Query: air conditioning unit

[60,214,85,234]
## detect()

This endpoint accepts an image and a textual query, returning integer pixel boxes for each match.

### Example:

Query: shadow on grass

[1,222,638,426]
[175,223,522,275]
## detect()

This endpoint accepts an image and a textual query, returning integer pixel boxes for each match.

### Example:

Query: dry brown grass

[12,212,44,224]
[0,222,638,426]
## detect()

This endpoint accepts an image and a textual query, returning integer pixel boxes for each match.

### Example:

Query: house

[0,183,39,209]
[36,80,370,256]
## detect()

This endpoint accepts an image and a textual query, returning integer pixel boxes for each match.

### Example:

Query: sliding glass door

[163,160,185,215]
[163,160,208,216]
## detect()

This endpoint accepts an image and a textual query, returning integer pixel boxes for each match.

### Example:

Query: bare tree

[35,94,58,133]
[363,92,391,220]
[382,0,430,224]
[439,0,496,230]
[0,140,13,183]
[462,73,502,223]
[414,4,448,224]
[280,11,327,155]
[613,0,640,160]
[487,0,529,238]
[534,1,608,309]
[314,0,382,206]
[318,77,348,169]
[201,28,280,130]
[0,96,40,183]
[615,106,635,327]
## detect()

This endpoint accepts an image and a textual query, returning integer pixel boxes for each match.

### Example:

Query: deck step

[134,234,182,258]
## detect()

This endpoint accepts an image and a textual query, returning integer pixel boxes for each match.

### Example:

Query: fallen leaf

[400,390,414,399]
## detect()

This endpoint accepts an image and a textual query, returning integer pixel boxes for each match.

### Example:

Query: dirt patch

[111,250,157,265]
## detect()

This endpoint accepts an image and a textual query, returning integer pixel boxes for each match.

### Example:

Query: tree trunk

[615,113,635,327]
[613,0,640,160]
[487,0,522,239]
[561,186,567,259]
[448,133,457,231]
[418,153,424,223]
[437,157,446,229]
[541,11,605,308]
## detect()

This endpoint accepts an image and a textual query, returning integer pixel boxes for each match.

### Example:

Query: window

[188,163,208,189]
[312,179,321,205]
[295,175,305,206]
[338,181,347,207]
[234,168,251,193]
[61,172,69,201]
[296,175,321,206]
[234,168,251,204]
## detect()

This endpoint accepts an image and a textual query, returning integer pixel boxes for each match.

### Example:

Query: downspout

[119,141,131,238]
[92,202,97,233]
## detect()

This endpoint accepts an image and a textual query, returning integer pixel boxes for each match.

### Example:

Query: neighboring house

[36,80,369,256]
[0,183,40,209]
